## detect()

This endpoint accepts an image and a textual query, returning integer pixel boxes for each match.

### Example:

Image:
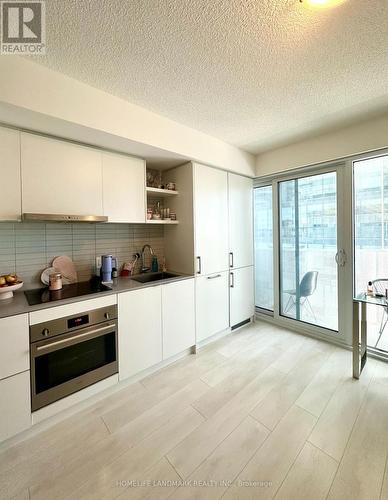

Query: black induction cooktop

[24,280,112,306]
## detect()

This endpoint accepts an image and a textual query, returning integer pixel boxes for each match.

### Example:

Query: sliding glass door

[354,154,388,351]
[278,172,338,331]
[254,164,352,342]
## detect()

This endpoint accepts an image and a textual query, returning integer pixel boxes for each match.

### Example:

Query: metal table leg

[353,300,367,379]
[353,300,360,379]
[360,301,367,373]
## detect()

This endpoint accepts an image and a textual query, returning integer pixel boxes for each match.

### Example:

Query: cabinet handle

[230,272,234,288]
[229,252,234,268]
[207,274,222,280]
[196,256,202,274]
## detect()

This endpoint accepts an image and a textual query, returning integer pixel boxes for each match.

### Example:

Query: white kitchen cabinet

[162,279,195,359]
[0,371,31,442]
[0,314,31,442]
[0,314,29,380]
[21,133,103,216]
[228,173,253,269]
[102,152,146,223]
[118,286,162,380]
[195,271,229,343]
[0,127,21,220]
[194,163,229,275]
[230,266,254,328]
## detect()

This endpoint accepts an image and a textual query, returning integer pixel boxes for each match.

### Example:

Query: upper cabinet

[21,133,104,216]
[20,133,148,222]
[194,163,229,275]
[0,127,21,221]
[228,173,253,269]
[102,152,145,223]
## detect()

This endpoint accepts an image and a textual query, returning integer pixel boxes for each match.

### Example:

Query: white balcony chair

[284,271,319,321]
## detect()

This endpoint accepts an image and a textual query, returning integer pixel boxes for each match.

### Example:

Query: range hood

[22,213,108,222]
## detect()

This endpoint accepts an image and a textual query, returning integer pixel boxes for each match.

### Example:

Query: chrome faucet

[141,244,155,273]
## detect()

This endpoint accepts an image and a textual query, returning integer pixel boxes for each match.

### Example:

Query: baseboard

[231,317,252,331]
[196,327,232,349]
[118,346,195,385]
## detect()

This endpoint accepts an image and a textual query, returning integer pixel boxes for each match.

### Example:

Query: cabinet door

[21,133,103,216]
[0,371,31,442]
[0,314,29,380]
[229,173,253,268]
[102,152,146,223]
[195,271,229,343]
[162,279,195,359]
[118,287,162,380]
[0,127,21,220]
[230,266,254,328]
[194,164,229,275]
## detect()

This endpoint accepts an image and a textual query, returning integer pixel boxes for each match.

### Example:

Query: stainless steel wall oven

[30,305,118,411]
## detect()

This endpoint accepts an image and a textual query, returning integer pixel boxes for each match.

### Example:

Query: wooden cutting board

[52,256,78,284]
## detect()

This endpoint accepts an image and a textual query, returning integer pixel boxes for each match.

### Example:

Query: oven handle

[34,323,116,354]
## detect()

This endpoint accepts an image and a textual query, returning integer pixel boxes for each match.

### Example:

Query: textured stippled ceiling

[31,0,388,153]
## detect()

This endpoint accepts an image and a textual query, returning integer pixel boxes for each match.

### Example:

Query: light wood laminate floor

[1,320,388,500]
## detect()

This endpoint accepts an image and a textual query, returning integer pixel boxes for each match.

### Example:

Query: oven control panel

[68,314,89,329]
[30,305,118,343]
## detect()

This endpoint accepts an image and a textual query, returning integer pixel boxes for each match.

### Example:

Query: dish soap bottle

[367,281,374,296]
[151,255,158,272]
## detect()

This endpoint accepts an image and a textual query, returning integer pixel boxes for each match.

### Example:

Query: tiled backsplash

[0,222,164,289]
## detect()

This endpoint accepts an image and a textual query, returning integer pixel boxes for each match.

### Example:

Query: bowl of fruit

[0,274,23,300]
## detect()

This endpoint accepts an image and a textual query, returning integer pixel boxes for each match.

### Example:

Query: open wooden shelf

[146,219,179,225]
[146,187,179,197]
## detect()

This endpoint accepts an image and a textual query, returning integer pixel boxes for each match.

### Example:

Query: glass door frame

[254,183,274,316]
[351,147,388,359]
[255,161,353,347]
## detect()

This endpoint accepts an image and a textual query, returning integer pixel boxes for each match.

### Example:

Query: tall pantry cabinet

[228,173,254,329]
[194,164,230,343]
[193,163,254,343]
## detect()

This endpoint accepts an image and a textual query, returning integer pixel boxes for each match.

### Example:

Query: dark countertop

[0,273,194,320]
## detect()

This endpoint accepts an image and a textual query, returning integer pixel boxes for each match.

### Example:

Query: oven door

[30,321,118,411]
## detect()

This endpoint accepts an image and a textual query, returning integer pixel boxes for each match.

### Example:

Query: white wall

[256,113,388,177]
[0,57,255,176]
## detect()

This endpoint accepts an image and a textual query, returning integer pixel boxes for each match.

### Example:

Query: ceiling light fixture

[299,0,347,8]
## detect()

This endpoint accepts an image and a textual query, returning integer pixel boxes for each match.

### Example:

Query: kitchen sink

[131,272,179,284]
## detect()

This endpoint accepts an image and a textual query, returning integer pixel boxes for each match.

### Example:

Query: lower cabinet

[196,271,229,343]
[162,279,195,359]
[118,286,162,380]
[230,266,254,328]
[0,314,29,380]
[0,314,31,442]
[0,371,31,442]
